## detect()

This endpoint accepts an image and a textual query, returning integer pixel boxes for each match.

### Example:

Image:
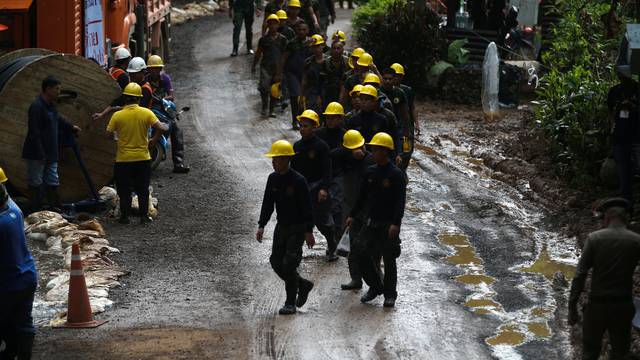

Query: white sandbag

[482,42,500,122]
[27,232,48,242]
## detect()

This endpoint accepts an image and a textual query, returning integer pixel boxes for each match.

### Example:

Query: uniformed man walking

[380,68,412,170]
[292,109,338,261]
[253,14,288,117]
[229,0,263,56]
[346,132,406,307]
[257,140,316,315]
[569,197,640,360]
[302,34,328,113]
[321,40,348,106]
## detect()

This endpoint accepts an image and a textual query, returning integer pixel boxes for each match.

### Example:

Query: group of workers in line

[245,1,419,313]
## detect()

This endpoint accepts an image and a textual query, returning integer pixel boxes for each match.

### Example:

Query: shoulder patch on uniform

[382,179,391,188]
[308,150,316,159]
[286,185,295,196]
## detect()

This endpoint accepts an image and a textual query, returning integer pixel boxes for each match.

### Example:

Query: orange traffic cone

[54,242,107,328]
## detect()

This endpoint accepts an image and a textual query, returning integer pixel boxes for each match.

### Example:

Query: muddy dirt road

[34,10,576,359]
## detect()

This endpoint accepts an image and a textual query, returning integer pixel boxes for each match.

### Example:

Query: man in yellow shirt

[107,83,168,224]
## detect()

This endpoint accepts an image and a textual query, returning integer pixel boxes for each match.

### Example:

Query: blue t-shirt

[0,198,38,293]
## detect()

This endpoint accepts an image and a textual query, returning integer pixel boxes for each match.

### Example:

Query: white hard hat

[114,47,131,61]
[127,57,147,73]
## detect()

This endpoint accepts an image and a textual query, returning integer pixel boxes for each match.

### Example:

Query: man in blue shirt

[0,167,38,359]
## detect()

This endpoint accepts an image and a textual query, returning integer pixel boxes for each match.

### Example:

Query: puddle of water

[520,245,575,280]
[446,245,482,265]
[527,321,551,338]
[437,234,469,247]
[455,274,495,285]
[486,325,526,346]
[464,298,500,309]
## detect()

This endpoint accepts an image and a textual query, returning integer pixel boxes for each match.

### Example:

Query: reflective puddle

[486,325,526,346]
[520,244,575,280]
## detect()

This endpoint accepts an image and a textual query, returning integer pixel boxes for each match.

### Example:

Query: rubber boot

[16,333,34,360]
[269,96,277,117]
[27,186,42,214]
[260,92,269,117]
[45,186,63,212]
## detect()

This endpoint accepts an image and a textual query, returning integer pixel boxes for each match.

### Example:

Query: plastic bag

[482,42,500,122]
[336,230,350,257]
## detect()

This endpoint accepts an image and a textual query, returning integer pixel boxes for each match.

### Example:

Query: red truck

[0,0,171,65]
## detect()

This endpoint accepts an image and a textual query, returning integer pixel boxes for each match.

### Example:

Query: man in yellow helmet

[292,110,338,261]
[253,14,288,117]
[321,40,349,106]
[302,35,328,113]
[263,0,286,32]
[346,132,407,307]
[339,51,379,106]
[0,167,38,359]
[107,83,169,224]
[257,140,316,315]
[275,10,296,40]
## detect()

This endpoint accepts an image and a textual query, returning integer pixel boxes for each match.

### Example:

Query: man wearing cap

[333,130,376,290]
[107,83,169,225]
[340,51,376,105]
[302,35,328,113]
[229,0,262,56]
[276,10,296,40]
[569,197,640,360]
[346,132,406,307]
[292,110,338,261]
[344,84,363,118]
[257,140,316,315]
[22,76,81,212]
[608,68,640,214]
[0,167,38,359]
[391,63,420,137]
[381,67,412,170]
[263,0,285,25]
[254,14,289,117]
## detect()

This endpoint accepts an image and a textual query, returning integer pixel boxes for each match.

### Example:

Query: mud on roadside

[416,99,640,358]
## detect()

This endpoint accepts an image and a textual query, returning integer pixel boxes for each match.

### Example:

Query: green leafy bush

[535,0,624,187]
[353,0,445,94]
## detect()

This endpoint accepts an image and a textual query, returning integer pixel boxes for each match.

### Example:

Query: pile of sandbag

[99,186,159,219]
[171,2,224,26]
[24,211,128,321]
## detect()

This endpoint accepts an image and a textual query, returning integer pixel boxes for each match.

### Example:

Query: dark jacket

[22,96,74,162]
[258,169,314,231]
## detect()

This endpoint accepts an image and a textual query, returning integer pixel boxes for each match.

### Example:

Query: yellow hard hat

[271,82,282,99]
[147,55,164,68]
[332,30,346,42]
[363,73,380,85]
[311,34,325,46]
[288,0,301,8]
[367,132,394,150]
[265,140,296,157]
[356,52,373,67]
[351,47,365,58]
[391,63,405,75]
[323,102,345,116]
[359,84,378,98]
[296,109,320,127]
[267,14,280,23]
[349,84,363,97]
[0,167,7,183]
[276,9,288,19]
[122,82,143,97]
[343,130,365,150]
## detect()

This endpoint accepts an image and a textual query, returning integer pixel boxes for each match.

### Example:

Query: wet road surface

[34,10,576,359]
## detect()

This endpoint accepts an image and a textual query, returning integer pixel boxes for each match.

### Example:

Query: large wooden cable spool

[0,49,121,201]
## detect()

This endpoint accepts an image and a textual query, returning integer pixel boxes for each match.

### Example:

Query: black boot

[231,46,239,57]
[27,186,42,213]
[45,186,63,212]
[16,333,34,360]
[269,96,277,117]
[260,92,269,117]
[296,279,314,308]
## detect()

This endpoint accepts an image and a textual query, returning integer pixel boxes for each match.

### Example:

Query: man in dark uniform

[277,21,312,129]
[302,35,328,113]
[316,102,346,247]
[321,41,348,106]
[229,0,263,56]
[391,63,420,137]
[262,0,285,33]
[257,140,316,315]
[346,132,406,307]
[344,84,363,123]
[334,130,375,290]
[292,110,338,262]
[381,68,412,170]
[276,10,296,40]
[569,197,640,360]
[340,51,374,106]
[299,0,320,33]
[608,67,640,214]
[0,167,38,360]
[317,0,335,35]
[254,14,288,117]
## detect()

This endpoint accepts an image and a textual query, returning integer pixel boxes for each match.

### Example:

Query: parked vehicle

[149,98,189,170]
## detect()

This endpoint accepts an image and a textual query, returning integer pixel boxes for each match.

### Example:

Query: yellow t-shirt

[107,104,159,162]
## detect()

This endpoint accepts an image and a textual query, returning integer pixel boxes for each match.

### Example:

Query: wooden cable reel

[0,49,120,201]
